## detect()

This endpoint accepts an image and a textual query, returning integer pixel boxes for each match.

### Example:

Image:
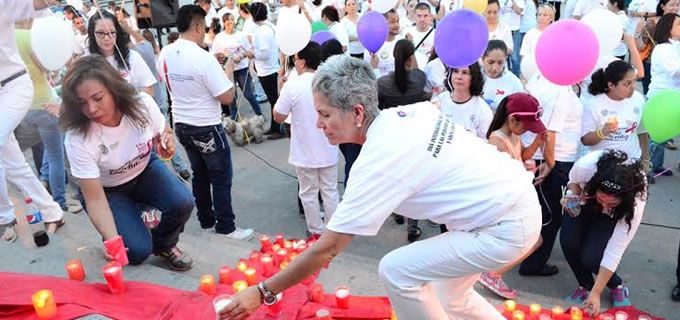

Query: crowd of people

[1,0,679,319]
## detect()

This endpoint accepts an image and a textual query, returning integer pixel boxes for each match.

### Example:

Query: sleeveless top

[490,130,522,162]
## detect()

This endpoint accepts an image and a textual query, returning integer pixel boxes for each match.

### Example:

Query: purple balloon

[311,30,336,45]
[358,11,389,54]
[434,10,489,68]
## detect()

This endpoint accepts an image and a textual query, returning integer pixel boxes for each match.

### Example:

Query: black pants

[258,72,281,133]
[338,143,362,188]
[560,205,623,290]
[520,161,573,273]
[548,1,562,20]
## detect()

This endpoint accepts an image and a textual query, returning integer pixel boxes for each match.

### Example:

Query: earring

[356,123,362,128]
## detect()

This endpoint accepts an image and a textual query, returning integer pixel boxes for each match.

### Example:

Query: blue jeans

[174,123,236,234]
[650,139,667,171]
[22,110,66,208]
[230,68,263,120]
[510,30,523,77]
[100,154,194,265]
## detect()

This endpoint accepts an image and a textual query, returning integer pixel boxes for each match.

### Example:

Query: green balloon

[642,89,680,143]
[311,21,328,34]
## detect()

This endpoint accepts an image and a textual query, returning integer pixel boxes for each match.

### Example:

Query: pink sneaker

[479,272,518,299]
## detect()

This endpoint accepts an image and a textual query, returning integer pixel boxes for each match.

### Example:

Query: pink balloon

[535,20,599,85]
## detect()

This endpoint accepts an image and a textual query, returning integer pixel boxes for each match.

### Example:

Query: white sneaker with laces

[224,227,254,241]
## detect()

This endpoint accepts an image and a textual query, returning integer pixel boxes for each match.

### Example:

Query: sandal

[1,220,17,242]
[44,218,65,234]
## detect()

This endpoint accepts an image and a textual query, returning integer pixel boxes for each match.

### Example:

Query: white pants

[295,165,339,234]
[378,191,542,320]
[0,75,63,224]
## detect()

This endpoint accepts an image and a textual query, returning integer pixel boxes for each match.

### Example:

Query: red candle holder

[310,283,324,303]
[102,262,125,294]
[274,234,285,246]
[283,240,293,251]
[259,235,272,252]
[32,289,57,319]
[244,268,258,286]
[103,236,129,266]
[236,260,248,272]
[199,274,217,295]
[249,252,261,263]
[219,266,233,285]
[65,259,85,281]
[271,244,282,254]
[260,255,274,277]
[275,249,288,266]
[335,286,350,309]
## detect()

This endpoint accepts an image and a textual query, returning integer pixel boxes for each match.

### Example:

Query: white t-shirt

[581,91,645,159]
[611,10,629,57]
[241,18,257,40]
[328,21,350,48]
[64,93,166,187]
[562,0,577,20]
[274,72,339,168]
[625,0,658,34]
[73,32,89,55]
[523,74,583,162]
[157,38,233,126]
[567,150,644,272]
[326,103,537,236]
[500,0,525,31]
[1,0,34,79]
[424,57,446,95]
[519,0,536,33]
[437,95,493,139]
[489,21,514,52]
[252,21,280,77]
[405,26,435,70]
[572,0,606,18]
[519,28,541,57]
[105,50,157,90]
[211,31,251,71]
[364,36,403,77]
[341,17,364,55]
[482,71,525,112]
[648,41,680,98]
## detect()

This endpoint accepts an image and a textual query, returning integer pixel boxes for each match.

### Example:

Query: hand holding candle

[103,236,129,266]
[156,127,175,160]
[32,289,57,319]
[65,259,85,281]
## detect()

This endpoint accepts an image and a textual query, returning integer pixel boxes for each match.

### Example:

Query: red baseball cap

[506,93,546,134]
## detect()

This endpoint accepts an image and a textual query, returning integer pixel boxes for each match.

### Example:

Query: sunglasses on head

[509,107,543,121]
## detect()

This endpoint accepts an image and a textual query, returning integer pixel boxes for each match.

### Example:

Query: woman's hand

[583,291,602,315]
[156,127,176,159]
[533,162,551,186]
[44,103,62,117]
[218,286,262,320]
[370,53,379,68]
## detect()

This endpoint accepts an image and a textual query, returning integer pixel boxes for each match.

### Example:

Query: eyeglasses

[509,107,543,121]
[94,31,118,39]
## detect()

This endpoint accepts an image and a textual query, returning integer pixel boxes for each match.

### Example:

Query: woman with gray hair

[219,55,542,320]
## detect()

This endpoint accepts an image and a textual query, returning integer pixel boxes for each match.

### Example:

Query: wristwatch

[257,282,278,306]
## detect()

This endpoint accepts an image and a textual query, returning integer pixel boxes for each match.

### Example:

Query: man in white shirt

[273,42,339,237]
[405,3,435,70]
[157,5,254,240]
[0,0,66,242]
[72,15,89,57]
[500,0,525,76]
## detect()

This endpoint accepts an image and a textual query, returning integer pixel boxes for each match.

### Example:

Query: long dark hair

[60,55,148,137]
[583,150,646,231]
[657,0,675,16]
[88,11,130,70]
[486,95,511,139]
[444,62,484,96]
[588,60,634,95]
[654,13,680,44]
[393,39,415,94]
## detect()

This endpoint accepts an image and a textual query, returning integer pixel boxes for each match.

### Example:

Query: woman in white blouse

[341,0,365,59]
[485,0,514,54]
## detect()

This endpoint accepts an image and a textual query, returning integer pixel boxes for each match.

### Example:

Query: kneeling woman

[560,149,646,312]
[61,55,195,271]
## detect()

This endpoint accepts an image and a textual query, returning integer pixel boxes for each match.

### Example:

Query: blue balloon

[358,11,389,54]
[434,10,489,68]
[311,30,336,45]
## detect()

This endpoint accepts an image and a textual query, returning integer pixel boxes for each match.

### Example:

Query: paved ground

[2,101,679,319]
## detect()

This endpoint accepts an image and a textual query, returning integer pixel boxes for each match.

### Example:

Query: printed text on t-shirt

[427,115,455,158]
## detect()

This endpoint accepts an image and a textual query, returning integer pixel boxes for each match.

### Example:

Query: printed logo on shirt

[633,106,640,114]
[601,109,609,117]
[108,140,152,176]
[606,121,638,141]
[99,144,109,155]
[495,89,505,96]
[426,115,455,158]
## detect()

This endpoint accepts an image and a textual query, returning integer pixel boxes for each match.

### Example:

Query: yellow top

[15,29,59,110]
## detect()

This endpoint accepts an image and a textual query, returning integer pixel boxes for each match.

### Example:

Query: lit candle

[571,307,583,320]
[279,261,289,270]
[102,262,125,294]
[614,311,628,320]
[275,234,285,246]
[65,259,85,281]
[275,249,288,266]
[636,316,651,320]
[249,252,261,263]
[512,310,525,320]
[529,303,541,316]
[219,266,233,285]
[283,240,293,251]
[244,268,258,286]
[391,311,398,320]
[335,286,350,309]
[199,274,217,295]
[260,255,274,277]
[316,308,332,320]
[504,300,517,312]
[32,290,57,319]
[233,280,248,292]
[213,294,232,315]
[552,306,564,316]
[236,260,248,272]
[310,283,324,303]
[260,235,272,252]
[272,244,282,252]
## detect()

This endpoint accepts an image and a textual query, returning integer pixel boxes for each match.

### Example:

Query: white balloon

[582,9,623,57]
[275,11,312,56]
[67,0,84,11]
[521,55,539,81]
[31,16,75,71]
[372,0,399,14]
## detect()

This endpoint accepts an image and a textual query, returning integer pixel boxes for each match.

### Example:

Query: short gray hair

[312,55,380,119]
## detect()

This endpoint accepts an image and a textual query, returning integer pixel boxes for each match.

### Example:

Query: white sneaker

[223,227,254,241]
